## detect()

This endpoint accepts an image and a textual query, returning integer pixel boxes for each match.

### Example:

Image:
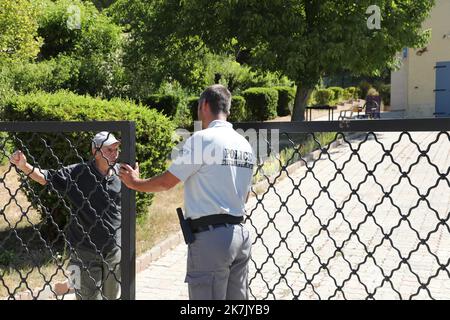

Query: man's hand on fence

[9,150,28,171]
[9,150,47,186]
[119,162,140,189]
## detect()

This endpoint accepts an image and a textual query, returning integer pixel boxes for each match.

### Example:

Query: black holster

[176,208,195,245]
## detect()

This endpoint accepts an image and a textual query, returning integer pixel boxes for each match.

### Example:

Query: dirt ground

[0,164,41,231]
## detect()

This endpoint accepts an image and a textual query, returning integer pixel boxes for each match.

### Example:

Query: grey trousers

[185,223,252,300]
[69,246,121,300]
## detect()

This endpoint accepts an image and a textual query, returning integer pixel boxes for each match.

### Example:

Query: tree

[38,0,122,60]
[89,0,116,11]
[140,0,434,121]
[0,0,42,64]
[35,0,125,98]
[109,0,211,96]
[110,0,292,99]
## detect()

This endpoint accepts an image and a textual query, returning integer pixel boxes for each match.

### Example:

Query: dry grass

[0,164,69,298]
[0,165,41,231]
[0,262,71,300]
[136,183,183,256]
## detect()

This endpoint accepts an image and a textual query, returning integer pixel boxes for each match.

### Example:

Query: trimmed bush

[173,100,194,130]
[0,132,13,166]
[314,89,334,105]
[141,94,181,117]
[328,87,345,102]
[1,56,78,94]
[242,88,278,121]
[273,86,295,117]
[228,96,247,122]
[187,96,199,122]
[0,91,175,239]
[344,87,358,100]
[187,95,247,124]
[355,87,361,99]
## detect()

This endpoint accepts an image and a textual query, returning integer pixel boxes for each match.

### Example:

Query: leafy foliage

[1,91,176,237]
[228,96,247,123]
[0,0,42,64]
[142,0,434,120]
[242,88,278,121]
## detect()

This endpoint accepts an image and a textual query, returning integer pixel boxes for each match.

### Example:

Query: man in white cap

[10,132,122,300]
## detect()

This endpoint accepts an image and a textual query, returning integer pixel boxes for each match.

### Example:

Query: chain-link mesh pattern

[0,124,134,300]
[244,128,450,300]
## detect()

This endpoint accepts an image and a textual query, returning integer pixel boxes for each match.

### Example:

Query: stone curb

[136,231,184,274]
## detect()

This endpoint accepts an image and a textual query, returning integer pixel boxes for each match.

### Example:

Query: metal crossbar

[0,121,136,300]
[234,119,450,300]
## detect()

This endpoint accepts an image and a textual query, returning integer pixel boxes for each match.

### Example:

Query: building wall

[391,0,450,118]
[390,53,408,111]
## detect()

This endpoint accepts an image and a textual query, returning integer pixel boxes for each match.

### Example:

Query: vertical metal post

[120,121,136,300]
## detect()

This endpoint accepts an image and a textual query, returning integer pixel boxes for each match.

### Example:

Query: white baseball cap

[92,131,120,149]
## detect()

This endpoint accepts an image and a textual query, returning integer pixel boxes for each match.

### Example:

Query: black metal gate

[235,118,450,300]
[0,121,136,300]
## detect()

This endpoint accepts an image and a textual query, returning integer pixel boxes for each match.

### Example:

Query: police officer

[119,84,254,300]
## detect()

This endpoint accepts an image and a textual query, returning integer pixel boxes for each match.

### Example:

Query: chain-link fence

[235,119,450,300]
[0,121,136,300]
[3,119,449,300]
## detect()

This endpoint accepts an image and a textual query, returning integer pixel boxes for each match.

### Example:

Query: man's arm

[119,163,180,192]
[9,151,47,186]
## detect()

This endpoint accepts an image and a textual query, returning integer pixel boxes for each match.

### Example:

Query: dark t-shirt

[43,161,121,253]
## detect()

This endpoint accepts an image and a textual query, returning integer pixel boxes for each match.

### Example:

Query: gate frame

[0,121,136,300]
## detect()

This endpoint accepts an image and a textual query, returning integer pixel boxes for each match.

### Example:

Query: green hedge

[344,87,359,100]
[314,89,335,105]
[140,94,181,117]
[0,132,13,166]
[273,86,295,117]
[187,96,199,123]
[242,87,278,121]
[328,87,345,102]
[172,100,194,130]
[188,95,247,123]
[0,57,77,94]
[0,90,175,238]
[228,96,246,122]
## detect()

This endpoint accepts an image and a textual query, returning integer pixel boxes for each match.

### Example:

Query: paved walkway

[137,128,450,300]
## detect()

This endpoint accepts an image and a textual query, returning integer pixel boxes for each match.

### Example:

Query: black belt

[189,214,243,233]
[192,223,233,233]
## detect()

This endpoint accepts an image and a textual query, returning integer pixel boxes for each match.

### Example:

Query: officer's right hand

[9,150,27,170]
[119,162,140,189]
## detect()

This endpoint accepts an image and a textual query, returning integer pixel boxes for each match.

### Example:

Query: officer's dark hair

[199,84,231,116]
